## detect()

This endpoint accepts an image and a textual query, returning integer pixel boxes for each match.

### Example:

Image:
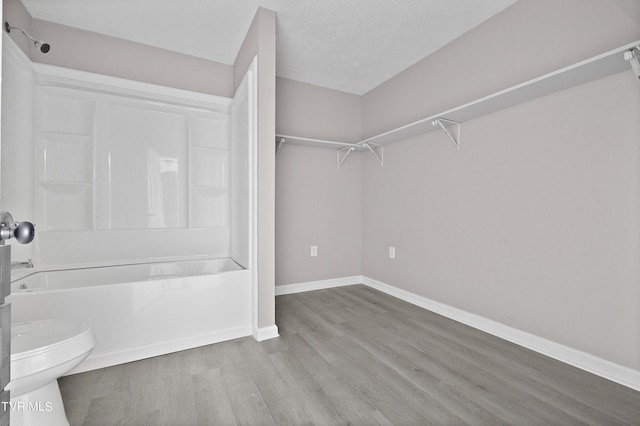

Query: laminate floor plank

[274,333,380,421]
[59,284,640,425]
[404,309,639,425]
[373,308,604,425]
[403,319,623,425]
[192,369,237,426]
[343,325,509,426]
[236,338,321,425]
[350,286,640,424]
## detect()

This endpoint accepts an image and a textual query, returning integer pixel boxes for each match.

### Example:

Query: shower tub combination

[3,33,261,373]
[9,258,251,373]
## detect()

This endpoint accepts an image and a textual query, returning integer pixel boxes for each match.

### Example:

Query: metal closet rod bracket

[337,142,384,169]
[361,142,383,166]
[276,137,286,155]
[624,46,640,87]
[432,118,461,151]
[337,145,356,169]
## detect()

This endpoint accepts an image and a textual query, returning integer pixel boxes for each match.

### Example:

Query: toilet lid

[11,319,93,360]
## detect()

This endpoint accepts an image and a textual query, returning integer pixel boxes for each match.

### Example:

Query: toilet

[8,319,96,426]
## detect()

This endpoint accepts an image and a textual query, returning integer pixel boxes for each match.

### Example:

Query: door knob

[0,211,35,244]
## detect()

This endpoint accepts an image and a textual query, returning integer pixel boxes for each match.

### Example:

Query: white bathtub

[7,258,253,374]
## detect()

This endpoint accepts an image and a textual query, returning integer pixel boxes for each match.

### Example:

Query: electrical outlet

[389,246,396,259]
[310,245,318,257]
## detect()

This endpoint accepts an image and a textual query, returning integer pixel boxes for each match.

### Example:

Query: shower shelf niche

[277,39,640,167]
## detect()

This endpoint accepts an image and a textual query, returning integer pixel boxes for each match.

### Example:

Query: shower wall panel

[36,87,95,232]
[1,33,36,264]
[31,64,233,268]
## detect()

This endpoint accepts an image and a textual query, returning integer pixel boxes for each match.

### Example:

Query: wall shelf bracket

[337,146,356,169]
[624,46,640,87]
[432,118,461,151]
[337,143,383,169]
[276,137,286,155]
[362,142,384,166]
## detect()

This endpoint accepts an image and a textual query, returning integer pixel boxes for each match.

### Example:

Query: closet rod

[275,135,384,169]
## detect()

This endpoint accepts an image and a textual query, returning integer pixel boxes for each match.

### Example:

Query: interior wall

[20,18,235,97]
[360,0,640,371]
[363,70,640,371]
[3,1,234,97]
[276,77,363,143]
[362,0,640,138]
[3,0,32,57]
[276,145,362,285]
[275,77,363,285]
[233,7,277,331]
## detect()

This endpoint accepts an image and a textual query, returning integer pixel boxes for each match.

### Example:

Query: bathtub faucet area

[11,259,33,269]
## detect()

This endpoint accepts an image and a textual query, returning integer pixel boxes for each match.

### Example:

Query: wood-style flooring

[59,284,640,425]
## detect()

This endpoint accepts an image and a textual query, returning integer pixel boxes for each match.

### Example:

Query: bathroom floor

[59,285,640,425]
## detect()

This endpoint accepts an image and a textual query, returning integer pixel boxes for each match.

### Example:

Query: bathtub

[7,258,253,374]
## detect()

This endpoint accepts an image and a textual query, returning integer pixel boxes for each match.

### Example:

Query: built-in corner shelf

[277,39,640,168]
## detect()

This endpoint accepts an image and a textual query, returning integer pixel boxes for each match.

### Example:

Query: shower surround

[2,33,259,371]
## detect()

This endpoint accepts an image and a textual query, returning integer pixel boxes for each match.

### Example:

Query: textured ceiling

[20,0,518,95]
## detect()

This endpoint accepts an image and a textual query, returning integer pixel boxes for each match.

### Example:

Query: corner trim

[254,324,279,341]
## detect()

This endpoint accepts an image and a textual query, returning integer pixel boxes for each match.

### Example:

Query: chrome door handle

[0,211,35,244]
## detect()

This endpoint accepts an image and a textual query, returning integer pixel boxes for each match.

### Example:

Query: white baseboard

[254,324,280,341]
[69,325,253,375]
[275,275,640,392]
[275,276,363,295]
[360,276,640,392]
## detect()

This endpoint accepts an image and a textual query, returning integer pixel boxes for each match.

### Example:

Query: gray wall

[3,0,32,56]
[275,77,363,285]
[362,0,640,138]
[359,0,640,371]
[276,144,362,285]
[30,19,235,97]
[31,19,234,97]
[2,1,235,97]
[276,77,362,143]
[362,71,640,371]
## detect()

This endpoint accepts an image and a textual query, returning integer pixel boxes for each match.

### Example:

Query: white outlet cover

[389,246,396,259]
[311,245,318,257]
